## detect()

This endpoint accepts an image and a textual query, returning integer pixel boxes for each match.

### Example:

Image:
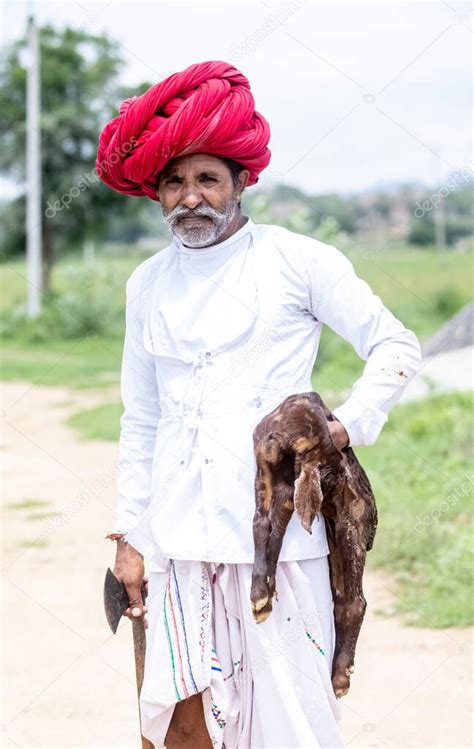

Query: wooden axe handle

[132,613,155,749]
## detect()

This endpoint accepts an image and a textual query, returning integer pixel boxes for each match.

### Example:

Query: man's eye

[202,176,217,183]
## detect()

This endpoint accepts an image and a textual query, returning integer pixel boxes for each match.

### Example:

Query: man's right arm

[111,269,160,621]
[113,270,161,537]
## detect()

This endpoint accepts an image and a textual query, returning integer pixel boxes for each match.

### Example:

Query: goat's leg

[250,459,273,622]
[255,483,294,622]
[266,487,294,601]
[326,515,367,698]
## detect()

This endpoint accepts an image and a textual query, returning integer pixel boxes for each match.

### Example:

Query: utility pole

[432,146,447,256]
[26,6,42,317]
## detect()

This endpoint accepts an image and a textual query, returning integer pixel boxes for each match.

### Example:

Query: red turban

[96,60,271,202]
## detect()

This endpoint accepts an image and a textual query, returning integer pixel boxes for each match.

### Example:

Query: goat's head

[261,431,286,464]
[291,413,347,533]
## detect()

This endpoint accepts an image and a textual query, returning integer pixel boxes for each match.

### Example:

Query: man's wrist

[336,419,350,447]
[328,418,350,450]
[116,537,143,558]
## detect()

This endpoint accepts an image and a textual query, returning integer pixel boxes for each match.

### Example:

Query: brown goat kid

[250,391,377,698]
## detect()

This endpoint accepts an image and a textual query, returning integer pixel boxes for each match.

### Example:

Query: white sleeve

[303,241,422,447]
[112,271,161,533]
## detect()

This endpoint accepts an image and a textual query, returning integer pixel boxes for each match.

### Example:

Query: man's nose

[179,184,202,210]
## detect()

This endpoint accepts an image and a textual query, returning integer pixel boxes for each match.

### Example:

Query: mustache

[165,205,219,222]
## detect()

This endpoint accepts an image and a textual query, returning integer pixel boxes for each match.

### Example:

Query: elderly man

[97,61,422,748]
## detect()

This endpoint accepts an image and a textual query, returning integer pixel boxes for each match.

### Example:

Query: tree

[408,214,435,246]
[0,24,152,291]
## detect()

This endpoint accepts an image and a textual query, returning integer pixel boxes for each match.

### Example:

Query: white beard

[161,198,239,248]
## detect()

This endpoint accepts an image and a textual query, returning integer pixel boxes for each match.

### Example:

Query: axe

[104,567,154,749]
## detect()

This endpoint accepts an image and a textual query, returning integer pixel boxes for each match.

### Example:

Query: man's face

[156,153,247,248]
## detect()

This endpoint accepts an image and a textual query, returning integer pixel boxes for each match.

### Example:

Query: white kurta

[113,216,422,571]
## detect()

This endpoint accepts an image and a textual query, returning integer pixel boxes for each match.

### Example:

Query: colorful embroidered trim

[211,646,222,672]
[167,571,190,699]
[171,560,199,692]
[211,701,226,729]
[199,562,210,659]
[224,659,241,681]
[163,559,200,701]
[163,583,181,701]
[306,629,325,656]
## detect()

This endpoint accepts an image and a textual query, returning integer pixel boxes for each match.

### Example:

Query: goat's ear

[294,460,324,533]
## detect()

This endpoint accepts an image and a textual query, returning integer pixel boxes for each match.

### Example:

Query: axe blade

[103,567,147,634]
[104,567,130,633]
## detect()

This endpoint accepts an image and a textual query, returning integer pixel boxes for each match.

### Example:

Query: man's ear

[237,169,251,198]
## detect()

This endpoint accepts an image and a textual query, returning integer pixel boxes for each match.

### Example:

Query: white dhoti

[140,555,344,749]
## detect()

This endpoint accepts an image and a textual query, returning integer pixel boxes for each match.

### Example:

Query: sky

[2,0,473,196]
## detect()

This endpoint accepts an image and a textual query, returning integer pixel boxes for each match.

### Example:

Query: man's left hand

[327,418,350,450]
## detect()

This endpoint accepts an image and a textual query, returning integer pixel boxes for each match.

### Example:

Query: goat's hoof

[251,594,271,623]
[254,607,271,624]
[252,595,269,613]
[251,592,274,623]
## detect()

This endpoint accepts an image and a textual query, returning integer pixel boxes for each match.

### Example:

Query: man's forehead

[161,153,226,176]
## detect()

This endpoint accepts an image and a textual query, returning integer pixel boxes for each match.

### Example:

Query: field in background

[1,242,473,627]
[359,391,472,628]
[1,243,472,392]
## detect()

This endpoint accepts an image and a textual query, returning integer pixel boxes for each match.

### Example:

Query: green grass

[1,246,472,395]
[0,250,137,387]
[19,537,49,548]
[0,249,150,314]
[313,246,473,399]
[26,511,59,521]
[348,245,473,338]
[358,391,473,628]
[0,335,123,388]
[5,498,52,510]
[312,333,363,403]
[67,401,123,441]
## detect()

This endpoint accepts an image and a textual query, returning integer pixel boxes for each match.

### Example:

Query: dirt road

[2,381,472,748]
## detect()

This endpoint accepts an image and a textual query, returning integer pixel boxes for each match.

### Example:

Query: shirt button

[255,396,262,408]
[204,458,209,464]
[205,351,211,358]
[197,408,203,417]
